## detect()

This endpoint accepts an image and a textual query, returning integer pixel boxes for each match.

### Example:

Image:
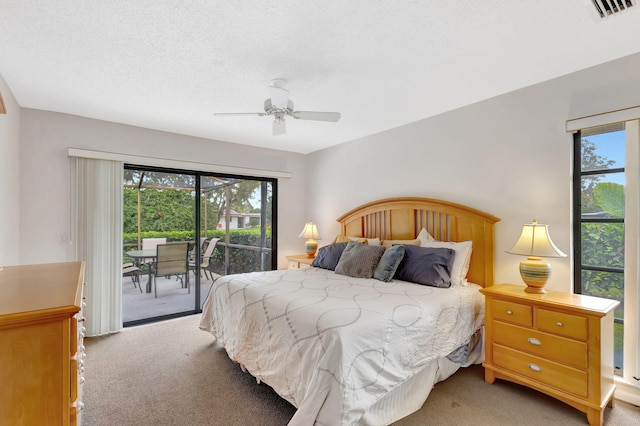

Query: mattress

[200,267,485,425]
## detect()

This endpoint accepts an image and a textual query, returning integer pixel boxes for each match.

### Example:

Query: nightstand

[286,254,315,269]
[480,284,619,426]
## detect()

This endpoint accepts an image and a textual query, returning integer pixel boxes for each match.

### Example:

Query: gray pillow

[311,242,349,270]
[394,245,455,287]
[373,244,406,282]
[335,241,386,279]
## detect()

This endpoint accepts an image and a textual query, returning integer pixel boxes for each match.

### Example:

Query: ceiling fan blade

[291,111,341,122]
[272,118,286,136]
[214,112,267,117]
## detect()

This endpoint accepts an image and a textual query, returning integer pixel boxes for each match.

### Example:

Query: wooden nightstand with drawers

[480,284,619,426]
[286,254,315,269]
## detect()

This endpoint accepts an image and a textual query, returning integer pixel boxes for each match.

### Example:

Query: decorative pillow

[311,242,349,270]
[373,244,406,282]
[350,236,380,246]
[394,245,455,288]
[334,235,382,246]
[417,227,436,245]
[335,241,386,279]
[334,234,352,243]
[420,240,473,286]
[381,238,420,249]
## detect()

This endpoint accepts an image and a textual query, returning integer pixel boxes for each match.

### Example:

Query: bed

[200,197,500,425]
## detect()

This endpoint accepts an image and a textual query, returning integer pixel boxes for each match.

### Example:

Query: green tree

[581,138,616,213]
[204,181,260,229]
[581,182,624,300]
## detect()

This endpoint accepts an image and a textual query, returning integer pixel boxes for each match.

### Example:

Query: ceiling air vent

[591,0,635,18]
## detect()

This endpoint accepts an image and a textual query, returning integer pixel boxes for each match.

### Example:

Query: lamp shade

[507,220,566,258]
[507,220,566,294]
[298,222,321,240]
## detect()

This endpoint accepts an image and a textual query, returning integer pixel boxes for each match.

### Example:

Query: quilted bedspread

[199,267,484,425]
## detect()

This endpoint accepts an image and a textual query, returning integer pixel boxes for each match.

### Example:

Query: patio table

[126,249,156,293]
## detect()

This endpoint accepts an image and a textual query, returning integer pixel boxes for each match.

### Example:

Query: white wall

[11,51,640,284]
[0,74,21,266]
[306,52,640,293]
[18,110,307,268]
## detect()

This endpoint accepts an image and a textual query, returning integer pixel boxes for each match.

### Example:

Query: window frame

[571,119,640,395]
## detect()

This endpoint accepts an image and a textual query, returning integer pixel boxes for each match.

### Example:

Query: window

[572,119,640,389]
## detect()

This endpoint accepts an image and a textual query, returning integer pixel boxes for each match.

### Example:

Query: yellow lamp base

[304,239,318,257]
[519,257,551,294]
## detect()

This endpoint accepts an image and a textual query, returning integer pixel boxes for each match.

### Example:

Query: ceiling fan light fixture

[273,116,286,136]
[264,99,293,115]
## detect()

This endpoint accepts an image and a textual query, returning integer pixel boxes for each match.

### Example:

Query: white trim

[615,376,640,406]
[67,148,292,179]
[624,120,640,387]
[566,105,640,133]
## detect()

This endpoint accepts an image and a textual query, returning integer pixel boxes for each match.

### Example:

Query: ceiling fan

[214,79,341,136]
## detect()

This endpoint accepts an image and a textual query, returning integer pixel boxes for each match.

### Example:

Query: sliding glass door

[122,165,277,326]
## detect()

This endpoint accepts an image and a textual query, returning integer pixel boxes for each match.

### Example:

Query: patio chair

[122,262,143,293]
[142,237,167,250]
[189,237,207,260]
[153,242,190,298]
[189,238,220,281]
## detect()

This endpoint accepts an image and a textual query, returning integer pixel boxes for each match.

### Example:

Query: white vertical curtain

[76,158,123,336]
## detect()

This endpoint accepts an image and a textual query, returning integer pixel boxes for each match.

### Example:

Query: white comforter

[199,267,484,426]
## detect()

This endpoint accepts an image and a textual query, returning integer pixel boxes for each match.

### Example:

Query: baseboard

[615,376,640,406]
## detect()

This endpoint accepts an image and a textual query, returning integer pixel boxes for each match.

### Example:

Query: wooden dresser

[481,284,619,426]
[0,261,86,426]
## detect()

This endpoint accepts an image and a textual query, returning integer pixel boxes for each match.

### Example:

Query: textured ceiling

[1,1,639,154]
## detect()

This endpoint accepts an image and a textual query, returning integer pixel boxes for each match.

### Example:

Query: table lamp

[507,219,567,294]
[298,222,321,257]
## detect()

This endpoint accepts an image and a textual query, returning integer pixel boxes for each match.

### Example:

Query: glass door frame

[123,164,278,326]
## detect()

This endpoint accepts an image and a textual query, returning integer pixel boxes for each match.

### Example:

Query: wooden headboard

[336,197,500,287]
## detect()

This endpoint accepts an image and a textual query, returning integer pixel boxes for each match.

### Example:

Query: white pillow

[416,228,436,245]
[348,236,381,246]
[420,240,472,286]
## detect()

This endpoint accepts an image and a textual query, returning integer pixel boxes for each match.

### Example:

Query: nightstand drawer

[537,308,587,341]
[288,261,311,269]
[493,344,588,398]
[491,299,532,327]
[492,321,587,369]
[286,255,314,270]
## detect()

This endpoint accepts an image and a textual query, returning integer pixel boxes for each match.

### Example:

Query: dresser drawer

[493,344,588,398]
[492,321,587,369]
[491,299,532,327]
[537,308,588,341]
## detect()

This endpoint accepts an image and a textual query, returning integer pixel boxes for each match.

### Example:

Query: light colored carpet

[83,314,640,426]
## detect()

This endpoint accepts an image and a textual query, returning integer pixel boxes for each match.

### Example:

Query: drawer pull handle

[527,337,542,346]
[528,363,542,372]
[556,321,563,327]
[506,310,513,315]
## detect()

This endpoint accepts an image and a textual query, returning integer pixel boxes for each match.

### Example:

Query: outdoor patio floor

[122,271,217,323]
